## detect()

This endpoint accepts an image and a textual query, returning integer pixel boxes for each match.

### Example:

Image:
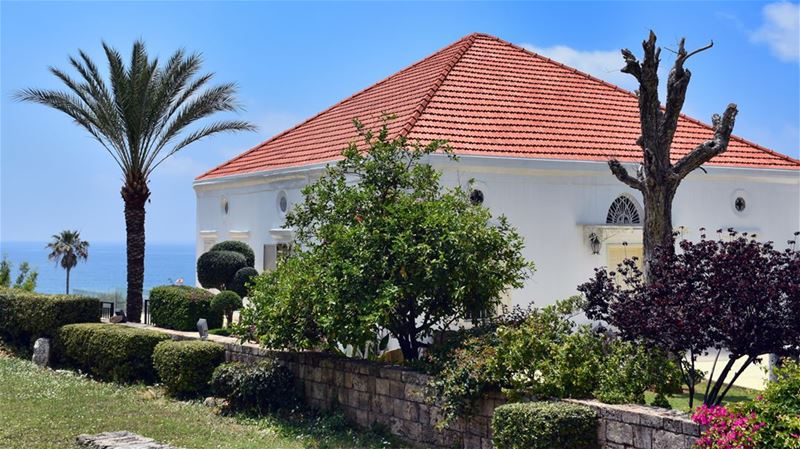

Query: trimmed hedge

[212,290,242,326]
[197,251,247,290]
[210,240,255,267]
[229,266,258,298]
[491,401,598,449]
[149,285,222,331]
[211,360,298,413]
[153,340,225,397]
[0,289,100,346]
[55,323,170,383]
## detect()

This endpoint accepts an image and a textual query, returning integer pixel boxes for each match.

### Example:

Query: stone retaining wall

[569,400,701,449]
[157,326,701,449]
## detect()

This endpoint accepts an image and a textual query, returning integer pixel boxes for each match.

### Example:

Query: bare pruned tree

[609,31,738,276]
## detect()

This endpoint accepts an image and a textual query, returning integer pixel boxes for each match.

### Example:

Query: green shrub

[211,360,297,413]
[55,323,170,383]
[0,289,100,346]
[427,297,682,426]
[229,267,258,298]
[733,358,800,448]
[197,251,248,290]
[210,241,255,267]
[149,285,222,331]
[153,340,225,397]
[212,291,242,326]
[491,401,597,449]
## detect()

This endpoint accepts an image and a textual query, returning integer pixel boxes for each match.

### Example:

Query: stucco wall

[194,156,800,309]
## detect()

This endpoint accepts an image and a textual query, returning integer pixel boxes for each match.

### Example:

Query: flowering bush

[694,359,800,449]
[693,405,765,449]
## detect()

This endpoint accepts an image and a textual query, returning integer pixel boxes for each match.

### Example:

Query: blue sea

[0,241,195,297]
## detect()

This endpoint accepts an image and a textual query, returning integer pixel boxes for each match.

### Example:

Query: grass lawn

[0,355,407,449]
[644,384,759,413]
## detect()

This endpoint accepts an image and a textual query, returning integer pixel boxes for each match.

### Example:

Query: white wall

[195,156,800,308]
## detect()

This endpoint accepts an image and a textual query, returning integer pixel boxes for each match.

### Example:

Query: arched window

[606,195,641,225]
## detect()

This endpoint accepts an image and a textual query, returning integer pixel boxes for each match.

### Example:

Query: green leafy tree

[46,230,89,294]
[13,262,38,292]
[17,42,255,321]
[243,119,533,360]
[0,257,11,288]
[0,257,38,292]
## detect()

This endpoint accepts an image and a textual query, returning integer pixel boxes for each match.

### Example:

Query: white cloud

[519,44,636,90]
[751,2,799,62]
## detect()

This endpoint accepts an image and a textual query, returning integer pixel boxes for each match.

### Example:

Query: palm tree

[47,230,89,294]
[18,42,255,321]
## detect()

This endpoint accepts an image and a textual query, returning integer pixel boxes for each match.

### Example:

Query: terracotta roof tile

[197,33,799,180]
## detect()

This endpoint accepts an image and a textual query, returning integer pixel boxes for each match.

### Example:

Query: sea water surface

[0,241,195,296]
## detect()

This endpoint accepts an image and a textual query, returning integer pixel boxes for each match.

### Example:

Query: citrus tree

[242,119,533,360]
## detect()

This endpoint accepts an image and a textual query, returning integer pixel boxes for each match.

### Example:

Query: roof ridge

[479,34,799,167]
[399,34,477,138]
[195,34,478,180]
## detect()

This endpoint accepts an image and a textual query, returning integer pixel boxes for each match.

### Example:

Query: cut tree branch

[672,104,738,180]
[661,39,714,150]
[608,159,644,191]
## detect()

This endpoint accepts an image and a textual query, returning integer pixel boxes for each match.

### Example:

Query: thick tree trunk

[611,32,737,281]
[642,183,677,274]
[122,178,150,323]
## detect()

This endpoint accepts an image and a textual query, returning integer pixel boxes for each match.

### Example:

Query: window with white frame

[606,195,641,225]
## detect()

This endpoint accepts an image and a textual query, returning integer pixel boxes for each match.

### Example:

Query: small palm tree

[18,41,255,321]
[47,230,89,294]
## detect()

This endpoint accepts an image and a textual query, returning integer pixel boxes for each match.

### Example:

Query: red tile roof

[198,33,799,180]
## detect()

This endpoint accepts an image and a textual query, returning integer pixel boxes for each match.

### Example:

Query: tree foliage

[579,230,800,408]
[0,257,38,292]
[18,42,254,320]
[242,119,533,360]
[46,230,88,294]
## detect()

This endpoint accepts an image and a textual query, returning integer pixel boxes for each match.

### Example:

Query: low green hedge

[0,289,100,346]
[491,401,598,449]
[153,340,225,397]
[55,323,170,383]
[211,360,298,413]
[149,285,222,331]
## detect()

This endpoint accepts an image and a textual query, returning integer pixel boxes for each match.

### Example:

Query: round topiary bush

[153,340,225,397]
[197,250,247,290]
[212,291,243,326]
[210,241,255,267]
[229,266,258,298]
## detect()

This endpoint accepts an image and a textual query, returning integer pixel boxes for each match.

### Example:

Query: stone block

[468,415,489,438]
[393,400,418,422]
[379,367,405,381]
[639,413,663,429]
[607,421,634,445]
[463,433,482,449]
[652,429,685,449]
[597,418,607,443]
[633,425,652,449]
[418,403,431,426]
[662,418,684,434]
[682,421,700,437]
[351,374,370,392]
[404,382,426,402]
[32,338,50,368]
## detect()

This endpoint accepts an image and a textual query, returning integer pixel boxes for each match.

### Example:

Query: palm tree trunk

[66,267,71,294]
[122,178,150,323]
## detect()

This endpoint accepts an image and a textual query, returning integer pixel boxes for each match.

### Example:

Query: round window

[469,189,484,205]
[734,197,746,212]
[278,191,288,214]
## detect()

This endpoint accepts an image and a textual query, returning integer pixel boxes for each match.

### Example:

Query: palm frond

[19,40,255,182]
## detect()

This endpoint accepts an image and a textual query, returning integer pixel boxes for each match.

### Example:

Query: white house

[194,33,800,310]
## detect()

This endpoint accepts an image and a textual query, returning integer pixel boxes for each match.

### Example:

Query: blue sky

[1,1,798,243]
